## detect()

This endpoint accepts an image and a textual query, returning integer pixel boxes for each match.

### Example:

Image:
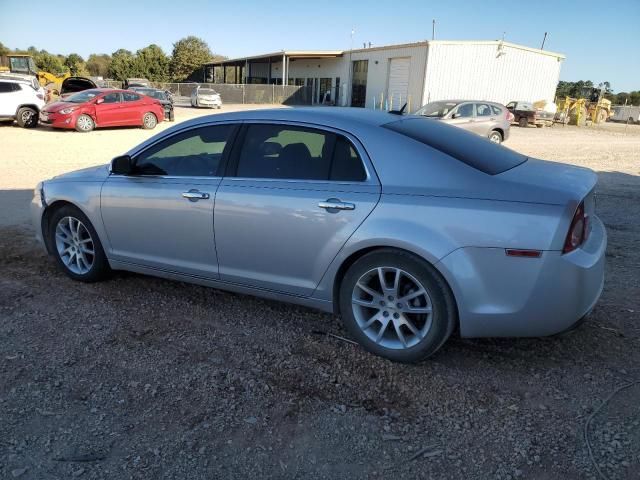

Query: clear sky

[1,0,638,91]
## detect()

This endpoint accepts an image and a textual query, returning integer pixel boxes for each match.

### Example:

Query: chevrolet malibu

[40,88,164,132]
[31,108,606,362]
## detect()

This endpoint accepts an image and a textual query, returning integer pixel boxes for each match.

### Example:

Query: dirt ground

[1,109,639,480]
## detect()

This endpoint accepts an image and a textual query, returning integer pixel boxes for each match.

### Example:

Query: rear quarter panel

[313,194,565,300]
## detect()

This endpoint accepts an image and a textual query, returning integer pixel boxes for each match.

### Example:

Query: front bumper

[198,99,222,107]
[30,184,47,249]
[39,111,76,129]
[438,215,607,337]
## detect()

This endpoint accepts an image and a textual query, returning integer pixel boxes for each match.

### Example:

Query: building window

[351,60,368,108]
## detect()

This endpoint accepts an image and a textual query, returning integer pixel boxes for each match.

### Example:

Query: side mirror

[111,155,133,175]
[452,112,461,119]
[95,98,104,105]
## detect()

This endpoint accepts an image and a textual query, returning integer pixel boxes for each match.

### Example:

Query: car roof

[429,99,504,105]
[0,75,36,85]
[178,107,404,129]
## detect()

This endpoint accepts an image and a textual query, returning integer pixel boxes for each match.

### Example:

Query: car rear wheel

[48,205,110,282]
[488,130,502,143]
[339,249,456,363]
[518,117,528,128]
[142,112,157,129]
[75,114,95,132]
[16,107,38,128]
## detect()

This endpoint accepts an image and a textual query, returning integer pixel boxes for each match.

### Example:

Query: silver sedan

[31,108,606,362]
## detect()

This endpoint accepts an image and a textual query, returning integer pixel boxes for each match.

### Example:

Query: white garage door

[387,57,410,108]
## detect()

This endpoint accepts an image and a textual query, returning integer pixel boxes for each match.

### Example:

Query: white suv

[0,75,46,128]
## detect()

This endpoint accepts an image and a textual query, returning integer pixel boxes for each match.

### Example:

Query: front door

[446,102,475,131]
[100,124,238,278]
[214,122,380,296]
[94,92,123,126]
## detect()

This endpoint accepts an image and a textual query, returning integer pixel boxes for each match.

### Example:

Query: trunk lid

[496,158,597,207]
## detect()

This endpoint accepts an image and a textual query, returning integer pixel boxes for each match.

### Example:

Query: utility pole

[432,19,435,40]
[347,28,355,107]
[541,32,548,50]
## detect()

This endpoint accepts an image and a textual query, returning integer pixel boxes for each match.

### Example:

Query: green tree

[108,49,135,80]
[0,41,9,57]
[169,36,213,81]
[86,54,111,78]
[64,53,85,75]
[33,51,67,75]
[134,44,169,82]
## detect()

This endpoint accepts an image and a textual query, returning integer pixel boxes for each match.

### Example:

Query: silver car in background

[31,108,605,362]
[415,100,513,143]
[190,87,222,109]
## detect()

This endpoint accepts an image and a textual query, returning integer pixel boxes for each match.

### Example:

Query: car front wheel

[75,114,95,132]
[518,117,528,128]
[48,205,110,282]
[339,249,456,362]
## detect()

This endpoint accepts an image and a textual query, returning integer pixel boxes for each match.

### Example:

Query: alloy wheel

[21,109,34,124]
[54,216,95,275]
[351,267,433,349]
[77,115,93,131]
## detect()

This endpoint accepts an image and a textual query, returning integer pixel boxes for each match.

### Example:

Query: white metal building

[207,40,565,109]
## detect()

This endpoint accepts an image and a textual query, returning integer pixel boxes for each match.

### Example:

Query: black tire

[75,114,95,132]
[518,117,528,128]
[168,108,175,122]
[48,205,110,282]
[142,112,157,129]
[339,249,456,363]
[488,130,502,143]
[536,124,544,128]
[16,107,39,128]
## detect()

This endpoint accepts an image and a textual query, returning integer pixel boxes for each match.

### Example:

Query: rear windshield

[383,117,526,175]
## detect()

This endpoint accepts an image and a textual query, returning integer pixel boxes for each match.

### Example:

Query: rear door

[121,91,144,125]
[94,92,122,126]
[0,81,16,116]
[214,122,380,296]
[472,102,496,136]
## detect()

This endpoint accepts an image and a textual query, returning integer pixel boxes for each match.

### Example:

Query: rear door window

[235,124,367,182]
[123,92,141,102]
[475,103,493,117]
[0,82,13,93]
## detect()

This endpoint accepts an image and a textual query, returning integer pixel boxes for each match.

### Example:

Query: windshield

[198,89,217,95]
[65,89,101,103]
[414,101,459,118]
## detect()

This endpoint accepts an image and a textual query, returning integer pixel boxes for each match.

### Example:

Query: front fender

[40,180,110,254]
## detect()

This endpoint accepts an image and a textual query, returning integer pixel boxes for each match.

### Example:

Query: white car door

[0,81,17,116]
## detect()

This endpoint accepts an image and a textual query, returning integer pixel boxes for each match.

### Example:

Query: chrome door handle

[182,190,210,201]
[318,199,355,211]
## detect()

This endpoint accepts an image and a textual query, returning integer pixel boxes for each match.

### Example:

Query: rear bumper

[438,215,607,337]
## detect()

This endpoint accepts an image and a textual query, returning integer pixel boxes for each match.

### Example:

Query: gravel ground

[1,112,639,479]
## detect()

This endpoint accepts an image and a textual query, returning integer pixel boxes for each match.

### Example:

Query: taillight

[506,110,514,122]
[562,201,588,253]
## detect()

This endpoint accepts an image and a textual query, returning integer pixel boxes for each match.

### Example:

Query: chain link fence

[104,81,312,106]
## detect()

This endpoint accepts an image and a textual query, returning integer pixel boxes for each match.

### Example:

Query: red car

[39,88,165,132]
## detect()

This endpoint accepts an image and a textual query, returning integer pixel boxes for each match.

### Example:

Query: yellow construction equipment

[0,54,70,97]
[554,87,611,126]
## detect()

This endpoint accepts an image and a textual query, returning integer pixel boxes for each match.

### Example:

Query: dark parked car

[130,87,174,121]
[506,101,554,128]
[59,77,97,100]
